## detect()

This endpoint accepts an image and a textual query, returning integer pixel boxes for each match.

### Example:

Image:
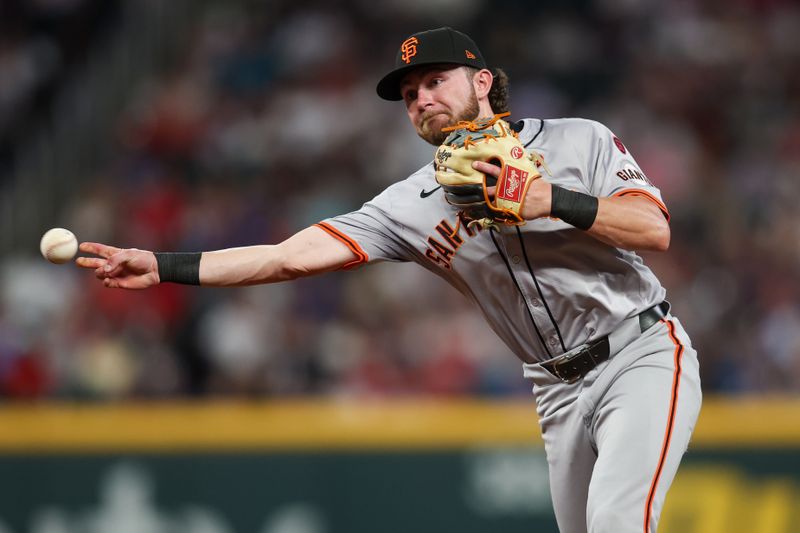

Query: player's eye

[403,90,417,104]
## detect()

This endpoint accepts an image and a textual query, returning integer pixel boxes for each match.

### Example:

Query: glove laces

[440,112,512,133]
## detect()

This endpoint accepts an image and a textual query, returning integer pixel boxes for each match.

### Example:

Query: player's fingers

[80,242,122,259]
[75,257,105,269]
[106,248,145,273]
[103,256,129,278]
[104,277,137,290]
[486,186,496,200]
[472,160,501,177]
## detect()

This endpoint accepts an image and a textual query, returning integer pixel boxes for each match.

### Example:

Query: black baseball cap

[376,27,487,101]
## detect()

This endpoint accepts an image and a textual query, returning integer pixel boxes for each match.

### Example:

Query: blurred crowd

[0,0,120,177]
[1,0,799,400]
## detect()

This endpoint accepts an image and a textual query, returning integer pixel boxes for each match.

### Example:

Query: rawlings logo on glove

[434,112,546,229]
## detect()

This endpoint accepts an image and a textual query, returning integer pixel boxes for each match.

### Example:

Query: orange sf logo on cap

[401,37,419,64]
[465,49,476,59]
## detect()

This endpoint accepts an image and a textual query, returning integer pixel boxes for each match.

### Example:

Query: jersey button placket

[504,234,561,355]
[502,233,559,352]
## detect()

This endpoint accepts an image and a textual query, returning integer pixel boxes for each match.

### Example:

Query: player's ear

[472,68,493,100]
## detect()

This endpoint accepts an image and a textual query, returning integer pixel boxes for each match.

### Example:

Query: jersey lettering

[435,220,464,249]
[427,236,455,263]
[616,166,653,186]
[459,211,481,237]
[425,248,451,269]
[424,214,483,269]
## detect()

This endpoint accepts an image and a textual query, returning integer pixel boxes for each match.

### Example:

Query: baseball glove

[434,112,547,229]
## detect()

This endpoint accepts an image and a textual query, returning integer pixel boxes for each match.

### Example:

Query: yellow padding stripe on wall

[0,396,797,452]
[0,399,540,452]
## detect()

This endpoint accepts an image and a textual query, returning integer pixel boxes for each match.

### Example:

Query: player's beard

[417,90,480,146]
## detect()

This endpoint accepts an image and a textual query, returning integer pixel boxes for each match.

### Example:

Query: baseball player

[77,27,702,533]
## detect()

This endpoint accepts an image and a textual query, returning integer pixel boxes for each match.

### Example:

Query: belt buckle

[551,343,589,384]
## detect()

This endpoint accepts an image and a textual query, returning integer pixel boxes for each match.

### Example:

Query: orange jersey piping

[314,222,369,270]
[612,189,670,221]
[643,319,684,532]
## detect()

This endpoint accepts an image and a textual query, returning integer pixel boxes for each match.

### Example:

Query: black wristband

[154,252,201,285]
[550,186,598,230]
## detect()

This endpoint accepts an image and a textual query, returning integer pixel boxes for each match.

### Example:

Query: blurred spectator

[0,0,120,174]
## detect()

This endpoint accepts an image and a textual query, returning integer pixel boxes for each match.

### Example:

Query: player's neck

[478,100,494,119]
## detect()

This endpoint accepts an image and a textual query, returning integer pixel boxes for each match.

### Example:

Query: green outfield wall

[0,398,798,533]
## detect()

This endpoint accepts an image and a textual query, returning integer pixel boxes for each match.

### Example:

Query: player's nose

[416,87,436,109]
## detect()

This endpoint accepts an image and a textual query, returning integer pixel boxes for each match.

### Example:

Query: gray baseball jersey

[318,117,702,533]
[319,118,669,364]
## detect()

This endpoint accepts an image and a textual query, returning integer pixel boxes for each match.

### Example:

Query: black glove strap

[442,183,485,206]
[154,252,201,285]
[550,186,598,230]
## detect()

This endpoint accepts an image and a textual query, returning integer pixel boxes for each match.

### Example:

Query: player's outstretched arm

[200,225,357,286]
[75,226,359,289]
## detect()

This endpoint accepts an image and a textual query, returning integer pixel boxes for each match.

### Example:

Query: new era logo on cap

[376,27,488,101]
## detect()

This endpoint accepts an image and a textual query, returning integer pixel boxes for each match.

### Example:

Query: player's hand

[472,161,552,220]
[75,242,160,289]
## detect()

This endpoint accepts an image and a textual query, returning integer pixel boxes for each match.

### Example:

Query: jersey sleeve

[316,187,416,269]
[584,121,669,220]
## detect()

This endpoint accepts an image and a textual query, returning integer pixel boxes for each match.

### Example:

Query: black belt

[540,301,670,384]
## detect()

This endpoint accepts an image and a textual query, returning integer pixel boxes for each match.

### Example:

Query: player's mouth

[418,114,455,146]
[420,111,450,130]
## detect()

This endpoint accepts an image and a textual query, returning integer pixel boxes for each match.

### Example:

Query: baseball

[40,228,78,264]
